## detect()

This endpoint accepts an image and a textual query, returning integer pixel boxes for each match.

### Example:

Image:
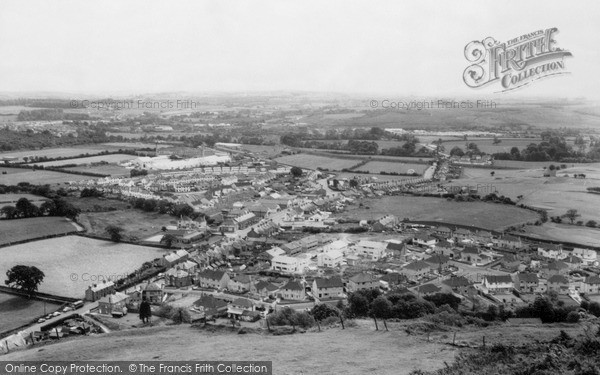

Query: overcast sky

[1,0,598,99]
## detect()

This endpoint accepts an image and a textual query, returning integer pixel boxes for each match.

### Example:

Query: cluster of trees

[80,188,104,198]
[0,124,117,152]
[130,169,148,177]
[515,293,597,323]
[266,306,315,329]
[17,108,91,121]
[128,197,195,218]
[449,143,482,157]
[1,196,80,220]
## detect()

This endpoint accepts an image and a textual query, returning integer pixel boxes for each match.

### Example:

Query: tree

[1,205,18,219]
[490,171,495,177]
[449,146,464,157]
[370,296,392,331]
[311,304,339,321]
[585,220,597,228]
[161,233,177,248]
[290,166,303,178]
[15,197,37,218]
[563,209,580,224]
[5,265,45,297]
[493,136,501,144]
[105,225,124,242]
[347,292,370,317]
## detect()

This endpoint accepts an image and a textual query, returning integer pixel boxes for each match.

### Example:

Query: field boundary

[298,149,432,164]
[0,229,80,249]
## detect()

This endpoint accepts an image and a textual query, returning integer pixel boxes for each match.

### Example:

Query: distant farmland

[0,167,90,185]
[0,236,167,298]
[275,154,362,170]
[0,216,81,246]
[355,161,426,175]
[338,195,539,231]
[30,154,137,167]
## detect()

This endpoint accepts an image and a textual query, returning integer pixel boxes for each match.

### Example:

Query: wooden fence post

[453,332,456,345]
[482,335,486,348]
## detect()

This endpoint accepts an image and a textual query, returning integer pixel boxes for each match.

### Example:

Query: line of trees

[1,197,80,220]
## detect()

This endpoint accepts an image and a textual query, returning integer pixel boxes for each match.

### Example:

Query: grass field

[0,193,49,206]
[0,292,61,334]
[0,236,168,298]
[68,197,130,213]
[460,164,600,222]
[2,318,590,374]
[355,161,426,175]
[275,154,363,170]
[0,217,81,246]
[338,195,539,230]
[30,154,137,167]
[519,223,600,247]
[63,164,130,176]
[77,210,178,241]
[0,167,91,185]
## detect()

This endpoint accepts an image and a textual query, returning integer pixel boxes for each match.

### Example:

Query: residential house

[482,275,514,294]
[434,226,453,237]
[516,273,539,293]
[454,228,472,241]
[85,281,115,302]
[493,234,523,250]
[386,241,406,259]
[228,298,260,321]
[547,274,570,294]
[192,295,228,319]
[538,243,564,260]
[354,240,388,260]
[460,246,484,264]
[317,250,344,268]
[164,268,193,288]
[563,254,583,270]
[251,280,279,299]
[424,254,451,271]
[401,260,431,281]
[279,280,306,301]
[97,292,129,316]
[443,276,472,296]
[197,269,230,290]
[271,255,310,274]
[228,274,252,292]
[413,233,438,247]
[474,230,494,245]
[581,276,600,294]
[572,248,598,265]
[545,260,569,277]
[501,254,523,272]
[435,240,456,258]
[142,282,164,304]
[312,277,344,300]
[347,273,380,293]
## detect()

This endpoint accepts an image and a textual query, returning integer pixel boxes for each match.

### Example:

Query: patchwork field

[355,161,426,175]
[0,292,62,334]
[338,195,539,230]
[459,164,600,221]
[0,236,168,298]
[29,154,137,167]
[275,154,363,170]
[0,217,81,246]
[0,167,91,185]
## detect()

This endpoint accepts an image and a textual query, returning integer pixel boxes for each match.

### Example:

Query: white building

[354,240,387,260]
[317,250,344,268]
[271,255,310,274]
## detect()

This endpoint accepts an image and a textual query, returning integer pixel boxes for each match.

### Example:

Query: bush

[566,311,580,323]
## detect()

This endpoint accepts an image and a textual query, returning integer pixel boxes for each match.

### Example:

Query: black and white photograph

[1,0,600,374]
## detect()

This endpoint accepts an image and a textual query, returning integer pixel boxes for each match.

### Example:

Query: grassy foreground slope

[3,320,595,375]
